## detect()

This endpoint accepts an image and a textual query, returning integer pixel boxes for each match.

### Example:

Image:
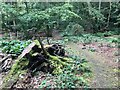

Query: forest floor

[52,32,119,88]
[66,42,119,88]
[0,33,119,88]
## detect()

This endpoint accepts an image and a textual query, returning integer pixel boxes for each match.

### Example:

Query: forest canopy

[0,1,119,37]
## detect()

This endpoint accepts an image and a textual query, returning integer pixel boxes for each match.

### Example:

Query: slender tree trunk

[87,1,91,14]
[99,0,101,12]
[0,9,2,31]
[13,20,17,39]
[46,25,50,45]
[98,0,102,31]
[106,1,112,28]
[45,2,50,45]
[24,2,29,13]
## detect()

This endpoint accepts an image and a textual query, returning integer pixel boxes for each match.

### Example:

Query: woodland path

[66,42,118,88]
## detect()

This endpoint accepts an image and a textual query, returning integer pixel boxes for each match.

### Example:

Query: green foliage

[0,40,31,55]
[39,80,47,88]
[111,3,120,27]
[108,37,119,43]
[86,7,106,32]
[55,67,87,88]
[72,23,84,35]
[46,3,80,21]
[62,34,95,44]
[37,46,91,88]
[62,22,84,36]
[1,2,119,36]
[1,3,20,30]
[96,30,119,37]
[62,33,119,44]
[116,14,120,25]
[54,55,91,88]
[1,2,80,35]
[88,7,105,21]
[18,10,50,30]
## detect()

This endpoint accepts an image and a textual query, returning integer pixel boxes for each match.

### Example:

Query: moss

[2,39,75,86]
[2,58,29,88]
[9,58,29,75]
[49,55,67,66]
[34,40,40,46]
[48,54,74,74]
[52,66,63,74]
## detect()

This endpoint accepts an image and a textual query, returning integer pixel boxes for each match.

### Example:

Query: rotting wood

[2,39,73,88]
[0,54,11,65]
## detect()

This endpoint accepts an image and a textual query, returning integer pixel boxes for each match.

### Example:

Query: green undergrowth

[1,38,92,88]
[0,39,31,55]
[38,39,92,88]
[62,33,119,44]
[38,56,92,88]
[55,58,92,88]
[96,30,119,37]
[38,49,92,88]
[45,33,119,46]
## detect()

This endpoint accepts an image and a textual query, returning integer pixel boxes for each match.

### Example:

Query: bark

[99,0,101,12]
[24,2,29,13]
[106,1,112,28]
[2,40,73,88]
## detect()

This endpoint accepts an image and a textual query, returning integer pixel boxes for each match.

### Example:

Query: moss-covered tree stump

[2,40,73,88]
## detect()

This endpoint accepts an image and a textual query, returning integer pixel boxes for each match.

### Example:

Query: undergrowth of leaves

[37,54,92,88]
[39,39,92,88]
[0,39,31,55]
[0,38,92,88]
[62,34,119,44]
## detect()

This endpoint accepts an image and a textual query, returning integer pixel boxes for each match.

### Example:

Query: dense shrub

[62,22,84,36]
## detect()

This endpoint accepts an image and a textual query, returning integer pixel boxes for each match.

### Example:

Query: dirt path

[66,42,118,88]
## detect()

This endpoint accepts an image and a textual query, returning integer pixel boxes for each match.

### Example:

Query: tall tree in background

[0,1,119,38]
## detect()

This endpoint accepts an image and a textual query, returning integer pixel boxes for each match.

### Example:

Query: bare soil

[66,42,119,88]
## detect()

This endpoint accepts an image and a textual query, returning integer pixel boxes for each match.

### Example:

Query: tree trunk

[24,2,29,13]
[106,1,111,28]
[87,1,91,14]
[99,0,101,12]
